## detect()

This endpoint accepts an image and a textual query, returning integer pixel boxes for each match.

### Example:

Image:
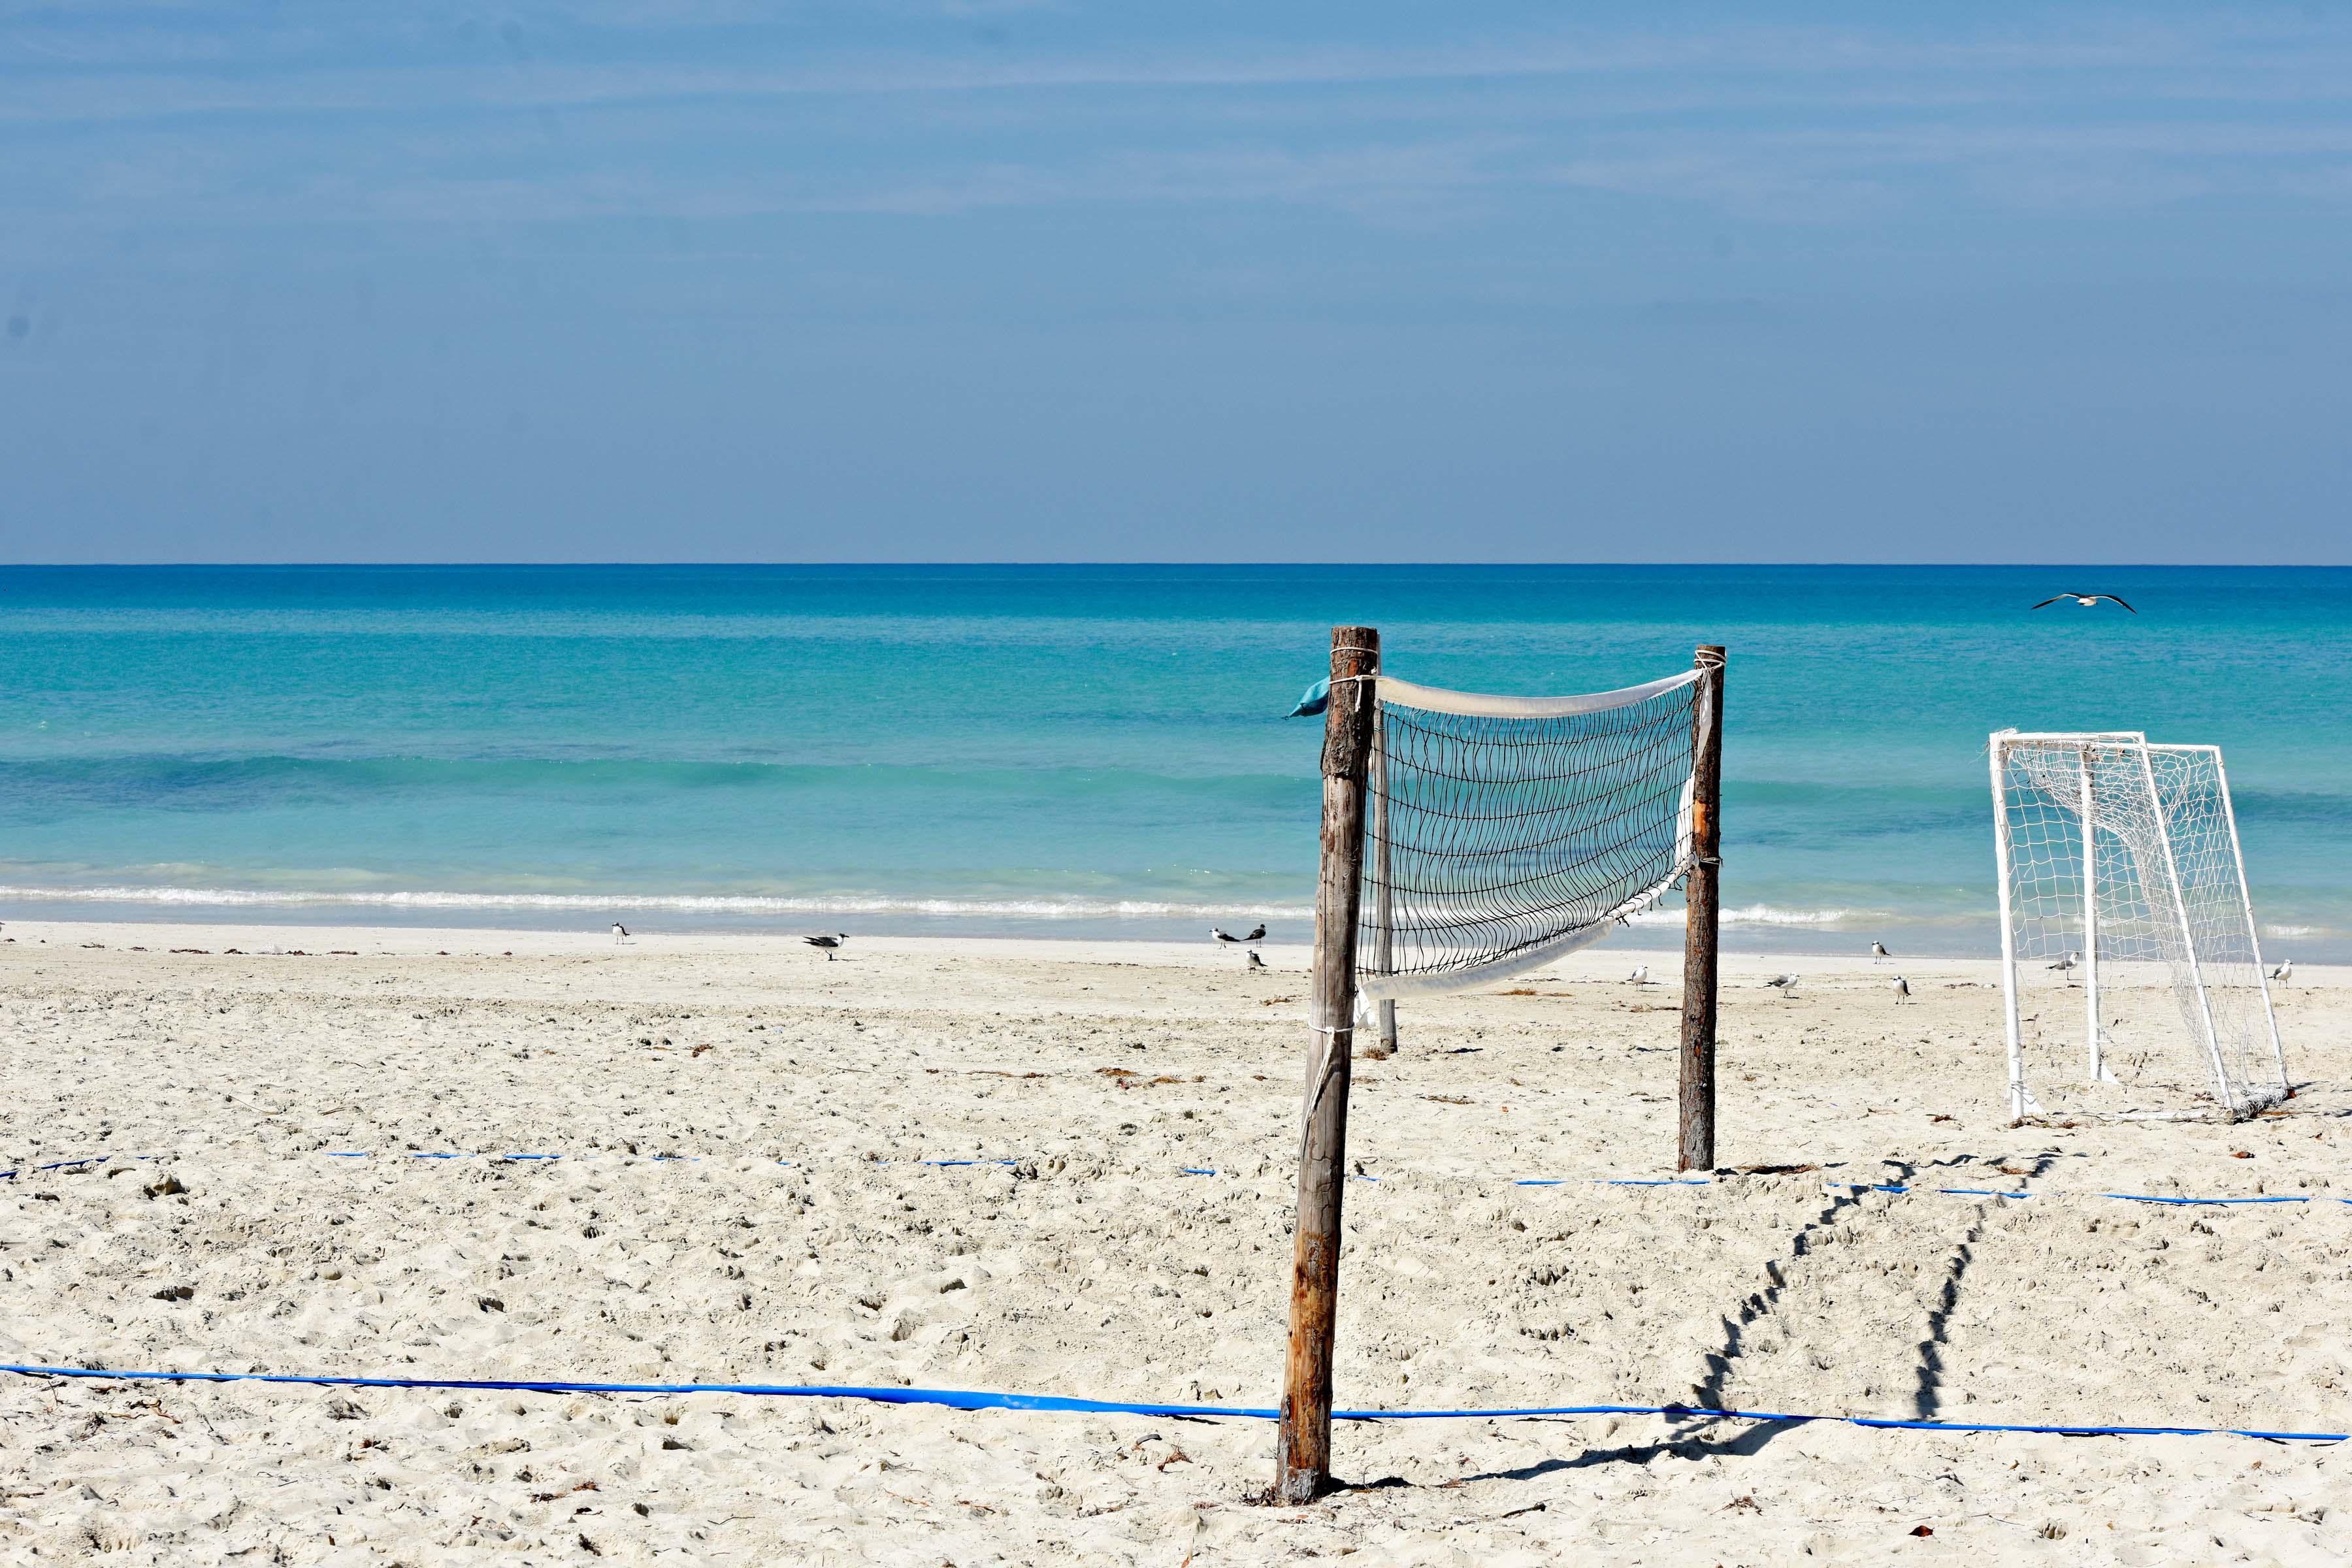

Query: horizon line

[4,561,2348,572]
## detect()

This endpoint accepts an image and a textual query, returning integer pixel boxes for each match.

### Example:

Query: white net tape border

[1371,668,1699,721]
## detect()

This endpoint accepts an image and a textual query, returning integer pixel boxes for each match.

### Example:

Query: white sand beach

[3,920,2346,1564]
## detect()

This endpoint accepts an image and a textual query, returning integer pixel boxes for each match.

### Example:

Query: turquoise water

[0,565,2344,958]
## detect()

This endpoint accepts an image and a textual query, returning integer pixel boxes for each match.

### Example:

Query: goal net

[1355,664,1709,1000]
[1991,730,2288,1122]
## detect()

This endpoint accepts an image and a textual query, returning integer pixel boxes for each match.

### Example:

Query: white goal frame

[1990,728,2289,1122]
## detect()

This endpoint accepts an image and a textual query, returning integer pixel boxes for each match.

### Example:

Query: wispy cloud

[8,17,2352,129]
[7,10,2352,231]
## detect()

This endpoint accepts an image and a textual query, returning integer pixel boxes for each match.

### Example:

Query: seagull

[1891,975,1911,1004]
[1764,973,1799,996]
[2268,958,2293,985]
[1211,928,1242,945]
[2048,951,2080,975]
[804,933,848,961]
[1246,949,1267,971]
[1626,964,1649,986]
[2031,593,2137,614]
[612,923,630,945]
[1242,923,1267,942]
[1870,941,1891,962]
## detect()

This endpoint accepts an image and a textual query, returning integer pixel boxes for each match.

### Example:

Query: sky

[2,3,2349,564]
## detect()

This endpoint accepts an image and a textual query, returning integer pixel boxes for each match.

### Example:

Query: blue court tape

[2,1364,2341,1443]
[1586,1178,1714,1188]
[5,1152,2345,1207]
[1833,1182,2341,1207]
[2100,1193,2309,1207]
[0,1154,155,1179]
[1837,1183,2034,1200]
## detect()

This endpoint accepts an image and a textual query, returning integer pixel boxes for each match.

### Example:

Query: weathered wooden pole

[1275,624,1379,1505]
[1677,645,1727,1173]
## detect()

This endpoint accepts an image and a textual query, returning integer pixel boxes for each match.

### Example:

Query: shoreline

[4,890,2336,963]
[4,915,2344,986]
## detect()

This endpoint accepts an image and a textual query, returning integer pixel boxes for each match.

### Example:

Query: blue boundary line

[3,1364,2340,1443]
[5,1152,2344,1206]
[1,1154,157,1178]
[1515,1179,1712,1188]
[1831,1181,2337,1206]
[2099,1193,2309,1207]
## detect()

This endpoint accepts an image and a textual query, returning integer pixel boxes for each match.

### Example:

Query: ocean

[0,564,2344,959]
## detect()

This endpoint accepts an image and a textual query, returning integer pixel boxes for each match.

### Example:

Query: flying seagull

[1246,949,1267,971]
[1870,941,1891,962]
[2048,951,2080,975]
[1891,975,1911,1004]
[2032,593,2137,614]
[1764,973,1799,996]
[1626,964,1649,986]
[2268,958,2293,985]
[804,932,848,961]
[612,923,630,945]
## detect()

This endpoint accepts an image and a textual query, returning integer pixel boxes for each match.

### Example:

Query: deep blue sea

[0,565,2344,958]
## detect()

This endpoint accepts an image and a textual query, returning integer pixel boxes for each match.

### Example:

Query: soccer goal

[1275,626,1723,1503]
[1990,730,2288,1123]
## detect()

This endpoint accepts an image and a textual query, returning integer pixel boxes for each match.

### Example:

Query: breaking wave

[0,883,1318,923]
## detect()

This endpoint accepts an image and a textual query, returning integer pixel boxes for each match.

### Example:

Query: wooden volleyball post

[1275,625,1379,1505]
[1677,645,1727,1173]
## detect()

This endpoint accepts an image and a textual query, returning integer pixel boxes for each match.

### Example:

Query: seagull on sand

[2048,951,2081,975]
[1242,923,1267,942]
[1626,964,1650,986]
[1891,975,1911,1004]
[2268,958,2293,985]
[1870,941,1891,962]
[2031,593,2137,614]
[612,923,630,945]
[804,932,848,961]
[1246,949,1267,971]
[1764,973,1799,996]
[1211,928,1243,945]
